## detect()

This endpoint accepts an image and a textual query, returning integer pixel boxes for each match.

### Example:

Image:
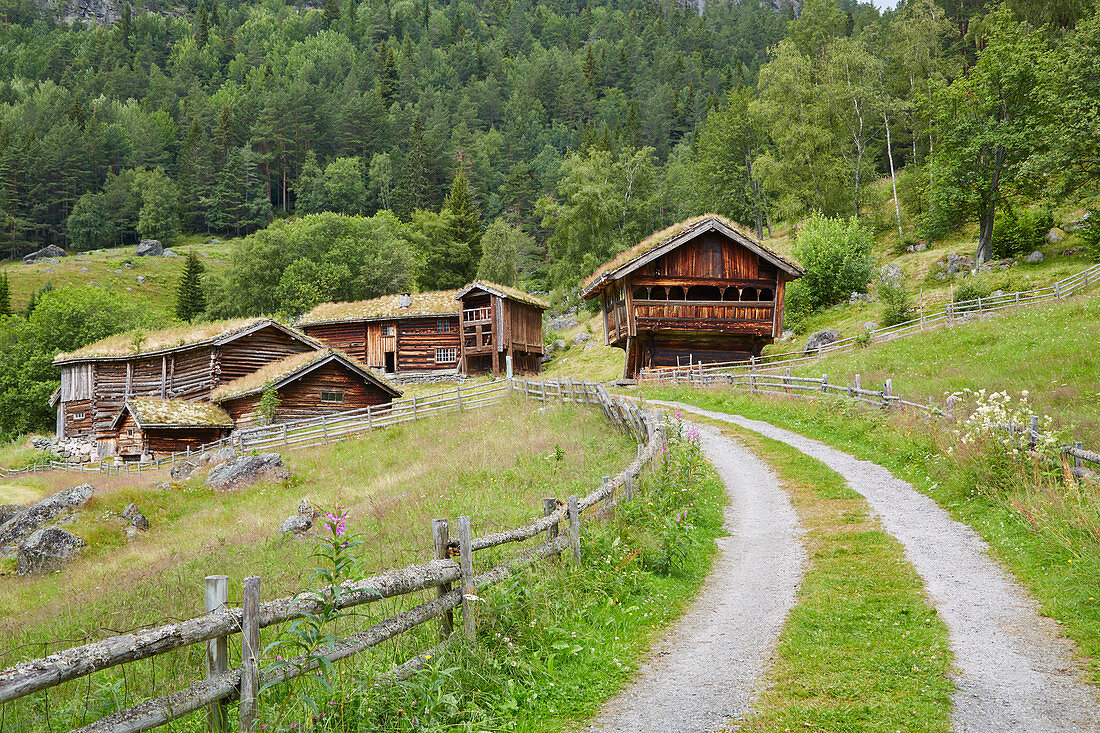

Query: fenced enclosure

[638,262,1100,382]
[0,381,667,733]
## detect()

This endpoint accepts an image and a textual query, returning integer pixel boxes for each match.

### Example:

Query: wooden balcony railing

[632,299,774,335]
[463,307,491,323]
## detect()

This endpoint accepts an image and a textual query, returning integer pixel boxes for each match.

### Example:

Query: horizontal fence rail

[0,380,667,733]
[645,367,1099,482]
[638,262,1100,384]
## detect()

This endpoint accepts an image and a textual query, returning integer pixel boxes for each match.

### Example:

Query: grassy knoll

[711,423,953,732]
[0,239,234,319]
[648,387,1100,686]
[0,435,53,474]
[788,293,1100,445]
[541,311,630,383]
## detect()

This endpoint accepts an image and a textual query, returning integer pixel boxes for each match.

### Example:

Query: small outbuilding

[110,398,234,460]
[210,349,401,430]
[455,281,549,376]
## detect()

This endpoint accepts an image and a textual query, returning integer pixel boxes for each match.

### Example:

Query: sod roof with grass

[580,214,803,296]
[112,398,233,429]
[297,291,461,326]
[56,318,316,362]
[455,281,550,310]
[209,348,401,402]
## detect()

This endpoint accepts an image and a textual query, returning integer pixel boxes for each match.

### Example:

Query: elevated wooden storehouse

[581,216,804,379]
[210,349,401,431]
[52,318,319,454]
[297,292,461,376]
[110,399,233,460]
[455,282,549,376]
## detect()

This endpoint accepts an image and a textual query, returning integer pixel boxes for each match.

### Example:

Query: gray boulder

[136,275,146,284]
[17,526,86,575]
[864,321,879,331]
[1065,212,1091,232]
[205,453,290,491]
[913,242,928,252]
[946,253,972,277]
[1045,228,1065,244]
[22,245,66,264]
[573,332,591,345]
[549,315,579,332]
[136,239,163,256]
[162,248,178,257]
[121,503,149,531]
[539,352,553,364]
[551,339,566,352]
[879,264,905,286]
[804,329,841,354]
[297,498,317,518]
[1024,250,1044,263]
[0,484,93,552]
[0,505,25,526]
[279,515,312,534]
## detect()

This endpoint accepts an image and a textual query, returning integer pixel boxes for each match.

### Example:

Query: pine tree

[443,166,482,278]
[392,117,433,219]
[175,252,206,322]
[0,272,11,317]
[118,3,132,53]
[324,0,338,29]
[195,3,210,47]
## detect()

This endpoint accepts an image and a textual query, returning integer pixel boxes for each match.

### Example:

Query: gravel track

[583,424,804,733]
[657,400,1100,733]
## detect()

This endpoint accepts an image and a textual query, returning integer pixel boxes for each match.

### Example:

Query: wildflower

[326,505,349,537]
[686,425,700,442]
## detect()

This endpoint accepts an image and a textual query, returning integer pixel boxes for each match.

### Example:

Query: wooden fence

[638,261,1100,382]
[642,367,1100,481]
[0,380,666,733]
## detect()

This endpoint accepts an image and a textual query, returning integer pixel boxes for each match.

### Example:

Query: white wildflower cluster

[946,388,1060,457]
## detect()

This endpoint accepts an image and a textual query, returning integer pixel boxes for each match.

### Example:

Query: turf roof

[210,348,401,402]
[456,281,550,309]
[298,291,461,326]
[119,398,233,428]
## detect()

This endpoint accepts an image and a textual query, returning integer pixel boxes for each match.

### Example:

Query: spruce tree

[175,252,206,322]
[0,272,11,317]
[443,167,482,279]
[392,117,433,219]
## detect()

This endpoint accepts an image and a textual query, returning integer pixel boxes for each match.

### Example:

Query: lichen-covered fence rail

[0,380,666,733]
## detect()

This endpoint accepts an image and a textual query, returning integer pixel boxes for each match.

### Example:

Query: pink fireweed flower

[686,425,700,441]
[674,409,682,420]
[326,506,348,537]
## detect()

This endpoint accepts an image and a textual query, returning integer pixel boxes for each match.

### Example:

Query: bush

[992,207,1053,259]
[1080,210,1100,261]
[878,280,914,327]
[792,214,876,311]
[953,279,994,303]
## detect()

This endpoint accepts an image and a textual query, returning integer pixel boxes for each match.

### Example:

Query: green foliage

[477,219,530,286]
[258,380,280,425]
[443,168,482,276]
[174,252,206,322]
[791,214,875,311]
[953,279,994,303]
[0,272,10,318]
[1080,212,1100,261]
[295,153,370,216]
[206,213,417,318]
[135,168,179,243]
[992,207,1053,259]
[406,208,469,291]
[878,279,914,327]
[693,88,768,235]
[67,193,117,252]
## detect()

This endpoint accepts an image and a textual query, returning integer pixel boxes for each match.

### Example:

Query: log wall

[396,318,460,372]
[146,428,230,456]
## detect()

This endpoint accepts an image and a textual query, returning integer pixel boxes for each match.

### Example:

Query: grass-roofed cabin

[210,349,401,430]
[581,215,804,380]
[53,318,320,456]
[456,282,549,376]
[297,291,461,377]
[111,398,233,460]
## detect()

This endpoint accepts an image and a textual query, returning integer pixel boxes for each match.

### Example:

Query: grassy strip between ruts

[701,421,953,732]
[650,387,1100,686]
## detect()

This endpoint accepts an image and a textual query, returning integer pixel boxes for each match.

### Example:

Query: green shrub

[1080,211,1100,261]
[953,279,994,303]
[792,214,876,311]
[878,280,914,327]
[992,207,1052,259]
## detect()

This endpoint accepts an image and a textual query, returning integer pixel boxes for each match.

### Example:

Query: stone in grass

[17,526,87,575]
[804,329,841,354]
[136,239,163,256]
[573,332,591,345]
[279,515,312,535]
[205,453,290,491]
[1024,251,1044,263]
[0,484,93,552]
[121,503,150,531]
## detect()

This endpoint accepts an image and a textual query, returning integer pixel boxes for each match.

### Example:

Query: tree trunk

[975,146,1005,265]
[884,112,903,243]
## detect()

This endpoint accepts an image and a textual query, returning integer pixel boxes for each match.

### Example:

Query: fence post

[1055,282,1061,299]
[543,498,559,558]
[321,415,330,443]
[506,354,513,380]
[821,374,828,393]
[455,516,475,641]
[456,384,464,412]
[239,576,261,733]
[854,373,861,392]
[784,367,791,395]
[281,423,288,448]
[412,396,418,420]
[205,575,230,733]
[432,519,453,641]
[567,495,581,563]
[977,296,982,313]
[1072,442,1083,470]
[883,379,893,408]
[1029,415,1039,449]
[624,469,634,503]
[367,404,373,431]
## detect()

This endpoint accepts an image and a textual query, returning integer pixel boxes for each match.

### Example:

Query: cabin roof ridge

[111,397,234,430]
[297,290,462,326]
[579,214,803,298]
[454,280,550,310]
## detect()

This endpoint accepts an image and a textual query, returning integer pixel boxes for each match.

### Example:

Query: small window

[382,325,395,337]
[72,412,86,420]
[127,429,134,437]
[437,319,452,333]
[435,347,457,364]
[320,391,345,403]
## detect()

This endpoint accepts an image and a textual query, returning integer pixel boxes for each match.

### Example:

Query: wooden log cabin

[52,318,321,456]
[580,215,804,379]
[455,282,549,376]
[110,399,233,461]
[210,349,401,431]
[297,291,461,377]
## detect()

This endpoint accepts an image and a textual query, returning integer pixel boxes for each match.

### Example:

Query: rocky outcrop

[0,505,25,526]
[136,239,163,256]
[23,245,66,264]
[17,526,87,575]
[549,314,579,332]
[171,446,237,480]
[205,453,290,491]
[33,437,96,463]
[804,329,841,354]
[0,484,93,553]
[573,332,591,345]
